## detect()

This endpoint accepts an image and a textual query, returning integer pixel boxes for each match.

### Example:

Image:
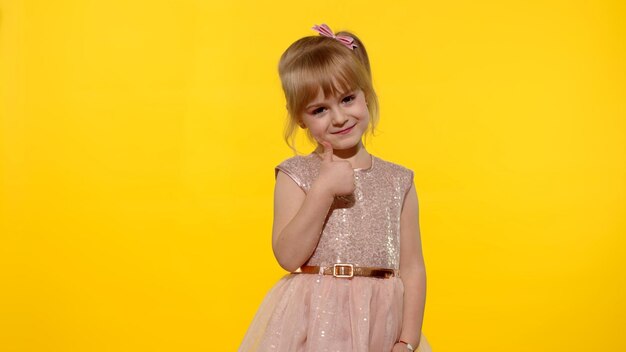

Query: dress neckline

[311,152,375,173]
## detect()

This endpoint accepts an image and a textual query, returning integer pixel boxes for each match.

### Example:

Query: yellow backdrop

[1,0,625,351]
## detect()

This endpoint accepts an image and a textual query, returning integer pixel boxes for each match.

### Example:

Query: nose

[331,108,348,125]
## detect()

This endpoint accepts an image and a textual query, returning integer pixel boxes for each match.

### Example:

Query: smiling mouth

[332,124,356,134]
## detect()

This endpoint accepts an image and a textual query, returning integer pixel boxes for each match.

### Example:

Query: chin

[331,141,361,150]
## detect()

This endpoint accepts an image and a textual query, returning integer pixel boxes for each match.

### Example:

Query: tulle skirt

[239,273,432,352]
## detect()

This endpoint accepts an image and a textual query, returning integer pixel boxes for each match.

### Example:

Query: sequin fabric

[238,152,433,352]
[275,152,413,270]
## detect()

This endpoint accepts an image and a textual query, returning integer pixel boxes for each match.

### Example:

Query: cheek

[353,102,369,115]
[307,118,326,130]
[310,125,327,137]
[357,107,370,121]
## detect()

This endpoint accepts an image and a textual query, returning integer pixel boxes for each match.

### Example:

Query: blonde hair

[278,29,380,155]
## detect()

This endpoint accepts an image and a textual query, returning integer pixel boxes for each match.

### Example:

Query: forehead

[304,78,355,106]
[311,85,350,100]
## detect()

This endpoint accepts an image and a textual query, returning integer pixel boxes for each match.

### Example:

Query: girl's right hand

[314,140,356,197]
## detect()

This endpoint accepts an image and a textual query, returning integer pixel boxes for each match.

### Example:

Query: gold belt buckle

[333,263,354,278]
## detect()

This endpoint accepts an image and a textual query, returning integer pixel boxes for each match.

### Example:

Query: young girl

[239,23,432,352]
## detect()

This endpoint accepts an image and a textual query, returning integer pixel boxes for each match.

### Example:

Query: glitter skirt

[239,273,432,352]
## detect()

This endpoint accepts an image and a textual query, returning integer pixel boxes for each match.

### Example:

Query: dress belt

[293,264,397,279]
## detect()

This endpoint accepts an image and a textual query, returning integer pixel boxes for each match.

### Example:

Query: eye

[311,107,325,115]
[343,95,355,103]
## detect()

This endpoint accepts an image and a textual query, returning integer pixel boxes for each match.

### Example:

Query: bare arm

[397,181,427,348]
[271,171,335,272]
[272,141,355,272]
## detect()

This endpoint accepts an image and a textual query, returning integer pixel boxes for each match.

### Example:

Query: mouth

[332,124,356,135]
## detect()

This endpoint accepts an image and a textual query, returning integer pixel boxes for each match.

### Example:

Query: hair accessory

[312,23,357,50]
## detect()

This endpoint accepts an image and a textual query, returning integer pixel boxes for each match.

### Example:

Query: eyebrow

[305,90,355,110]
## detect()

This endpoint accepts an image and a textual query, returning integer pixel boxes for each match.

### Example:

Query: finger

[321,140,334,162]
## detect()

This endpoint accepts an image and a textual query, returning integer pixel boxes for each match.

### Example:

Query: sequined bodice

[275,152,414,269]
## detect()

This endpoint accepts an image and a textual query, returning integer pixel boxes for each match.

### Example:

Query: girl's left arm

[396,181,427,349]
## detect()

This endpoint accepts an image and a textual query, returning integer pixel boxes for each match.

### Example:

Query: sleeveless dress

[239,152,433,352]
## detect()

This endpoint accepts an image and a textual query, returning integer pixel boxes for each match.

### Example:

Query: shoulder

[373,155,414,179]
[373,155,415,196]
[274,153,320,192]
[276,153,314,170]
[275,153,318,177]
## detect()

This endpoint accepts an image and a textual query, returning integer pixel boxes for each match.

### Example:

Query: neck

[314,141,371,169]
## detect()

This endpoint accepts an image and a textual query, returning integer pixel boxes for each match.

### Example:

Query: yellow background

[1,0,625,351]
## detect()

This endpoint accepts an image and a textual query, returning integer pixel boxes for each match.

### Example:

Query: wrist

[309,182,335,201]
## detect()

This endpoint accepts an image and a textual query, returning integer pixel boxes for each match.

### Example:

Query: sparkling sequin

[274,152,413,270]
[239,152,433,352]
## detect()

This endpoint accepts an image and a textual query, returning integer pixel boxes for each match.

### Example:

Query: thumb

[321,140,334,162]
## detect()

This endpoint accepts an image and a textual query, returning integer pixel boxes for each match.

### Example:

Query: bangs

[287,56,361,115]
[277,31,380,154]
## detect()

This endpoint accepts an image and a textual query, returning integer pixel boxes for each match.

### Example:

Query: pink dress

[239,152,433,352]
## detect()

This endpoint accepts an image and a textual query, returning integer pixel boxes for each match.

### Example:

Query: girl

[239,23,432,352]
